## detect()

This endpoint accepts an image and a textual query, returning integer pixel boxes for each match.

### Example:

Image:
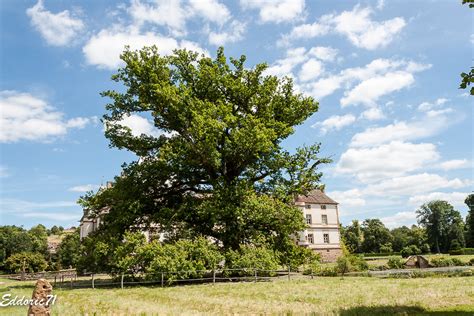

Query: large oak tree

[81,47,330,254]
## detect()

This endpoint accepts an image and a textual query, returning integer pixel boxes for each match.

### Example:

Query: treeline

[342,199,474,256]
[0,225,80,273]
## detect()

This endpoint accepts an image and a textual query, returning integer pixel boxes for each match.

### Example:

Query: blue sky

[0,0,472,229]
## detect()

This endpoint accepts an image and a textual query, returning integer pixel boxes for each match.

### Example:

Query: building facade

[295,189,343,262]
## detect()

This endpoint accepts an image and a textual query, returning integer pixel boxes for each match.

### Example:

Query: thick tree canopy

[82,46,330,252]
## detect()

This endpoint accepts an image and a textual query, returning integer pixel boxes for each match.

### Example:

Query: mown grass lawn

[1,275,473,315]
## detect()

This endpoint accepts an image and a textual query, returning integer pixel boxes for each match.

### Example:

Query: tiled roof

[296,189,338,205]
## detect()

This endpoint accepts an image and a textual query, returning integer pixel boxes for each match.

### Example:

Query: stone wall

[314,248,343,263]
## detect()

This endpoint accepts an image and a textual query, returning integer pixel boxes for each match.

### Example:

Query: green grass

[363,254,474,270]
[1,276,473,315]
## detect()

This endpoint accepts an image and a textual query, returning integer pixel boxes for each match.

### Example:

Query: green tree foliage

[56,230,81,269]
[4,252,48,273]
[391,225,428,252]
[361,219,393,253]
[342,220,363,253]
[335,256,351,277]
[465,194,474,247]
[225,244,279,276]
[400,245,421,258]
[459,1,473,94]
[0,226,34,266]
[417,200,465,253]
[81,46,330,258]
[28,224,48,255]
[387,256,404,269]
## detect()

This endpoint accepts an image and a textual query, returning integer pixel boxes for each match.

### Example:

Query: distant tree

[50,225,61,235]
[465,194,474,247]
[361,219,393,253]
[391,226,411,252]
[28,224,48,255]
[56,230,81,269]
[342,220,363,253]
[417,200,465,253]
[0,226,34,267]
[335,256,351,277]
[4,252,48,273]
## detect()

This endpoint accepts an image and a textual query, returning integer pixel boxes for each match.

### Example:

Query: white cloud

[364,173,470,196]
[280,5,405,50]
[0,91,92,143]
[340,71,414,107]
[109,114,164,138]
[0,198,77,214]
[21,212,80,221]
[418,98,449,111]
[298,59,323,82]
[128,0,188,36]
[68,184,100,192]
[350,111,450,148]
[336,141,440,183]
[328,189,366,208]
[83,27,207,69]
[26,0,85,46]
[438,159,471,171]
[208,20,246,46]
[263,47,307,78]
[312,114,355,135]
[308,46,338,62]
[189,0,231,24]
[408,192,471,208]
[380,211,416,229]
[360,107,385,120]
[300,58,430,102]
[240,0,305,23]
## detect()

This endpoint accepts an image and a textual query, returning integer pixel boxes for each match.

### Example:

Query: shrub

[401,245,421,258]
[469,258,474,266]
[387,256,404,269]
[430,257,454,267]
[420,244,431,254]
[336,256,351,276]
[145,237,224,281]
[348,255,369,271]
[225,244,279,276]
[5,252,48,273]
[450,258,466,266]
[379,243,393,253]
[463,248,474,255]
[314,266,337,276]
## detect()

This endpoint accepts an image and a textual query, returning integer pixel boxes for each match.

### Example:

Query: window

[308,234,314,244]
[305,204,311,209]
[321,205,327,210]
[323,233,330,244]
[321,214,328,225]
[306,214,312,224]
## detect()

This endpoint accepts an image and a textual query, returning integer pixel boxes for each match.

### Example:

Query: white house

[79,188,343,262]
[295,189,343,262]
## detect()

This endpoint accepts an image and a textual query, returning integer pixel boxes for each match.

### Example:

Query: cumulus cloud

[380,211,417,229]
[408,191,471,208]
[83,27,207,69]
[298,59,324,82]
[280,5,405,50]
[188,0,231,24]
[336,141,440,183]
[68,184,100,192]
[418,98,449,112]
[328,189,366,208]
[26,0,85,46]
[108,114,164,138]
[364,173,470,197]
[240,0,305,23]
[360,107,385,120]
[438,159,471,171]
[208,20,246,46]
[308,46,339,62]
[312,114,356,135]
[0,91,93,143]
[301,58,430,102]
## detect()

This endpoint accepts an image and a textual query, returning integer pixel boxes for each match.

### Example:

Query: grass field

[364,254,474,269]
[1,275,473,315]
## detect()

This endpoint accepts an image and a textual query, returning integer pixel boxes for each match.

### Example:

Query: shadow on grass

[339,305,472,315]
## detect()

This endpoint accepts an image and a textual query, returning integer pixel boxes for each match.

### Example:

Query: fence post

[121,273,124,289]
[254,268,257,283]
[311,268,314,279]
[54,276,57,286]
[92,274,95,289]
[212,269,216,285]
[161,272,164,287]
[288,266,290,281]
[70,276,73,289]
